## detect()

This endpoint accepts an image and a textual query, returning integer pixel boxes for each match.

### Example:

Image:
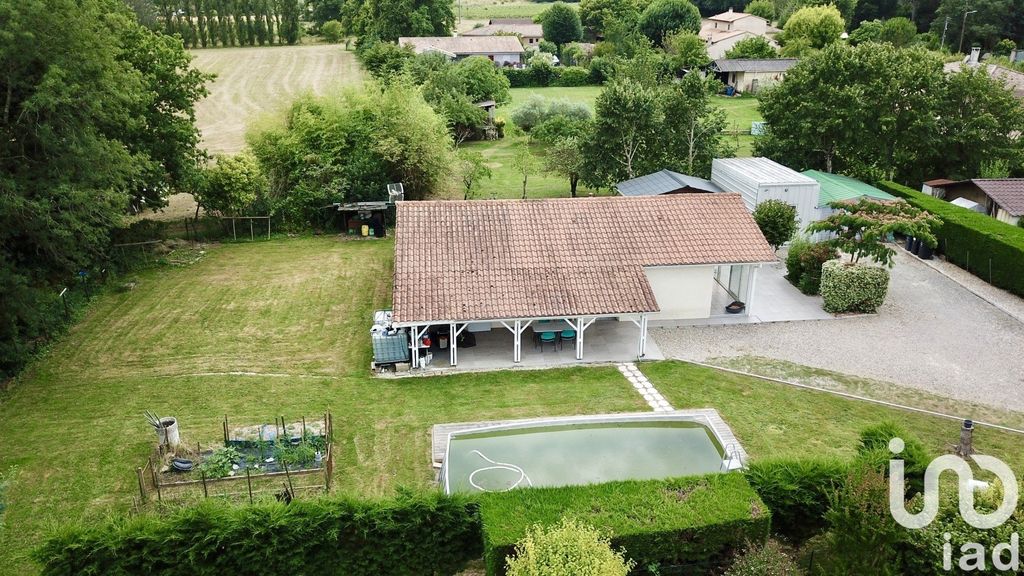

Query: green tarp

[802,170,897,207]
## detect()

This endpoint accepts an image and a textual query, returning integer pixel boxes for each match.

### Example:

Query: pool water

[444,421,726,494]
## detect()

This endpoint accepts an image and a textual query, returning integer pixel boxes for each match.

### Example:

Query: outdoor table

[529,319,574,334]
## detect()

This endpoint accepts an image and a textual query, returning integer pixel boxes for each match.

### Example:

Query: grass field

[459,0,556,21]
[3,237,1024,573]
[190,45,363,155]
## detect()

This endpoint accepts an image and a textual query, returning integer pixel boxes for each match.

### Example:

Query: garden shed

[711,157,820,233]
[389,195,775,369]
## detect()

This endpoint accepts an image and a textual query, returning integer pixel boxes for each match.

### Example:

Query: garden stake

[246,467,253,505]
[302,416,306,439]
[136,466,146,502]
[282,460,295,496]
[150,457,161,502]
[201,470,208,499]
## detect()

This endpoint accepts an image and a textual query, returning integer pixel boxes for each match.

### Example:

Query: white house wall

[995,207,1020,226]
[643,266,714,320]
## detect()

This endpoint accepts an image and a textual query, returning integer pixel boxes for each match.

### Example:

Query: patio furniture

[538,331,558,351]
[559,329,576,348]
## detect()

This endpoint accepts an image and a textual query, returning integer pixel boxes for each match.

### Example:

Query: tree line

[1,0,209,376]
[149,0,302,47]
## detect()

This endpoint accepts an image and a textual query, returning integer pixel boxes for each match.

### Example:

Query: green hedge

[35,492,481,576]
[479,474,770,576]
[820,259,890,313]
[878,181,1024,298]
[744,458,849,541]
[502,65,600,88]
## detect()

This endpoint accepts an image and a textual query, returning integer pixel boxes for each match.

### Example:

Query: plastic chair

[538,331,557,351]
[559,329,576,350]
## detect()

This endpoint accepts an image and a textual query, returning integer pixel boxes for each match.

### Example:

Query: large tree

[660,73,733,178]
[638,0,701,47]
[579,0,641,37]
[542,2,584,56]
[343,0,454,41]
[582,78,663,185]
[782,4,845,50]
[724,35,778,58]
[0,0,209,376]
[756,42,1021,184]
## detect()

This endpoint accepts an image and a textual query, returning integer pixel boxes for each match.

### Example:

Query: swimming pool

[440,412,745,494]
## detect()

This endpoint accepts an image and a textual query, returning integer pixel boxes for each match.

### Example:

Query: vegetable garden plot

[136,413,334,504]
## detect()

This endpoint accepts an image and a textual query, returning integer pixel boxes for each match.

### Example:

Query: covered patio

[389,195,775,370]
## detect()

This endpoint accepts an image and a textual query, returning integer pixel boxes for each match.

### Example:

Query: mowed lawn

[190,45,364,155]
[0,237,645,574]
[3,237,1024,573]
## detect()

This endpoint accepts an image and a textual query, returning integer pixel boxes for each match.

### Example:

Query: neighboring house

[398,36,525,66]
[616,169,723,196]
[922,178,1024,226]
[701,9,775,59]
[712,58,798,94]
[389,195,776,367]
[463,22,544,46]
[702,8,768,36]
[943,47,1024,100]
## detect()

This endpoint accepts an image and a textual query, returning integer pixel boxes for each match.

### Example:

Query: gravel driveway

[652,249,1024,411]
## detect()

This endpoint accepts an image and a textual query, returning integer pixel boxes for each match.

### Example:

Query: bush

[538,39,558,54]
[745,458,848,541]
[34,491,482,576]
[555,66,592,86]
[480,474,770,576]
[784,237,808,285]
[855,422,932,497]
[589,56,614,83]
[724,540,801,576]
[506,518,634,576]
[797,244,838,295]
[819,260,890,313]
[509,95,592,132]
[753,200,799,250]
[320,20,343,43]
[824,464,910,575]
[878,181,1024,299]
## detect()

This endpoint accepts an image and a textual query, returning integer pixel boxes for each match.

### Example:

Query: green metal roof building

[801,170,897,207]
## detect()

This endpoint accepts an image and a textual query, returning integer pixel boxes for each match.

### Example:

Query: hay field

[190,45,364,155]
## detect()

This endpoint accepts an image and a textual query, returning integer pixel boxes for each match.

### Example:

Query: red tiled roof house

[391,195,775,367]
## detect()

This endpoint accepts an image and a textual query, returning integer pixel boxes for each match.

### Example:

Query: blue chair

[559,330,576,350]
[538,331,557,351]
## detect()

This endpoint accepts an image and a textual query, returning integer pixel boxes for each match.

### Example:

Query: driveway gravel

[652,249,1024,411]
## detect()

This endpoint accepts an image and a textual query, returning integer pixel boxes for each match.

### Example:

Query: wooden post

[136,466,146,502]
[250,218,254,241]
[245,467,254,504]
[267,218,271,240]
[282,460,295,496]
[150,457,162,502]
[302,416,306,439]
[232,218,237,241]
[201,470,209,498]
[223,415,229,443]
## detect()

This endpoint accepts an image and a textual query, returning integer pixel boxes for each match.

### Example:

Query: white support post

[409,326,420,369]
[449,323,468,366]
[514,320,522,362]
[576,317,595,360]
[637,314,648,359]
[746,265,759,318]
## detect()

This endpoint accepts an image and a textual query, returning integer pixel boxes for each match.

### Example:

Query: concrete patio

[661,259,834,326]
[419,319,664,372]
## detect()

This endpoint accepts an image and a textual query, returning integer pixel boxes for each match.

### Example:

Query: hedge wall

[877,181,1024,298]
[501,65,600,88]
[35,492,481,576]
[820,259,890,313]
[744,458,849,541]
[479,474,770,576]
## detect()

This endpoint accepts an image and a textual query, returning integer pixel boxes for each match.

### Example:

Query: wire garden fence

[136,413,334,506]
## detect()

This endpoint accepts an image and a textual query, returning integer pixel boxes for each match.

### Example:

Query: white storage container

[711,157,821,236]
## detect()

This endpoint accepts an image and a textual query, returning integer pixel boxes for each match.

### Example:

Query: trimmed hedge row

[479,474,771,576]
[502,65,599,88]
[34,492,482,576]
[877,181,1024,298]
[744,458,849,541]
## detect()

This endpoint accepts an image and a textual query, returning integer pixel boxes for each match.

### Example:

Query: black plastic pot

[725,301,746,314]
[905,236,915,251]
[911,238,922,255]
[918,242,933,260]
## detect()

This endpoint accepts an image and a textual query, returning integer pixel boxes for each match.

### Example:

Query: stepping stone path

[617,363,674,412]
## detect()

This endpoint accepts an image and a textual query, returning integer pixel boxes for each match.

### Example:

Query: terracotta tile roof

[392,195,776,323]
[398,36,525,56]
[708,9,758,22]
[462,23,543,38]
[972,179,1024,216]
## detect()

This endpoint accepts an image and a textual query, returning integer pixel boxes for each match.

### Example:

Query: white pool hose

[467,450,533,492]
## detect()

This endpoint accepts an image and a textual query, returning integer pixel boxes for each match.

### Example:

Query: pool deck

[430,409,748,467]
